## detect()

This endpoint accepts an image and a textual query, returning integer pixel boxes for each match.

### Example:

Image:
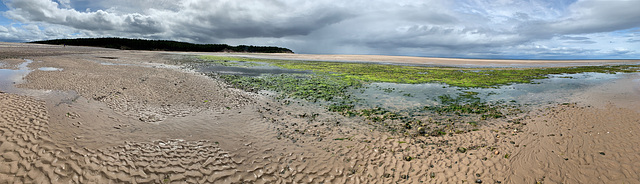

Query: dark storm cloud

[3,0,352,40]
[519,0,640,39]
[169,3,350,39]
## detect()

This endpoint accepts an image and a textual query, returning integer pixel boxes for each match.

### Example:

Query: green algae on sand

[199,55,640,88]
[199,55,640,135]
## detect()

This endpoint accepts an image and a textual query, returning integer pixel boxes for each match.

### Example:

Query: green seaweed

[424,94,507,120]
[217,73,362,102]
[197,56,265,67]
[199,55,640,88]
[197,55,640,136]
[328,103,355,113]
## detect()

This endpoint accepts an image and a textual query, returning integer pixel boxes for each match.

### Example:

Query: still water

[355,72,627,110]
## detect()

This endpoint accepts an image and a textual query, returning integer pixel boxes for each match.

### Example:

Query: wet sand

[1,42,639,183]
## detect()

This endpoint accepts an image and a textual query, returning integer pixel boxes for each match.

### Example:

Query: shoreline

[178,52,640,67]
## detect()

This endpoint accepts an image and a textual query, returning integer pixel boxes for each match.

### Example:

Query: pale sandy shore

[192,52,640,67]
[1,42,639,183]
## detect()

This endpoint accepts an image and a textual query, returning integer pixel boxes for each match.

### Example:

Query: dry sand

[1,42,639,183]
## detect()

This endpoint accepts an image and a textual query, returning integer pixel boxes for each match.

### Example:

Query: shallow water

[354,72,628,111]
[195,62,311,76]
[38,67,64,71]
[0,59,33,93]
[99,62,131,66]
[479,72,622,104]
[0,59,66,94]
[190,58,638,111]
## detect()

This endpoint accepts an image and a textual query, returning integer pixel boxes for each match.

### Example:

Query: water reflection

[38,67,64,71]
[195,62,311,76]
[0,59,34,93]
[355,72,626,110]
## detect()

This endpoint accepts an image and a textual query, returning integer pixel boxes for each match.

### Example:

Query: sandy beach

[193,52,640,67]
[1,42,639,183]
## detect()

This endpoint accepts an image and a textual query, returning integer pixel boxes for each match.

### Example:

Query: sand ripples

[0,94,243,183]
[2,46,639,183]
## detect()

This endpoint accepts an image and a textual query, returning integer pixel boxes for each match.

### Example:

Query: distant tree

[30,37,294,53]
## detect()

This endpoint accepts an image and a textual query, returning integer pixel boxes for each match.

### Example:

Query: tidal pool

[354,72,627,111]
[0,59,33,93]
[193,55,639,113]
[0,59,66,93]
[194,62,311,76]
[38,67,64,71]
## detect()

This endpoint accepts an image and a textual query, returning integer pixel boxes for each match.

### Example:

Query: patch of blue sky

[0,2,7,11]
[0,2,12,25]
[62,0,97,12]
[609,28,640,37]
[0,16,16,25]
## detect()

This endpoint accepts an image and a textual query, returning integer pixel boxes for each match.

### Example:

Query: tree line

[31,37,294,53]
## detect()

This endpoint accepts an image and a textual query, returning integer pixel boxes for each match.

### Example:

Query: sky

[1,0,639,59]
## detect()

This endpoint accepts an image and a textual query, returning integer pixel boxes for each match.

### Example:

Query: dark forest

[31,38,293,53]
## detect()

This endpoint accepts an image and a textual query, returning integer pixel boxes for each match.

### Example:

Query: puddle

[100,62,126,66]
[99,62,134,66]
[0,59,33,93]
[38,67,64,71]
[0,59,83,106]
[0,59,64,93]
[194,63,311,76]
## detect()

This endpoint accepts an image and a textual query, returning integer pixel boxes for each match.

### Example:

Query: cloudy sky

[1,0,639,59]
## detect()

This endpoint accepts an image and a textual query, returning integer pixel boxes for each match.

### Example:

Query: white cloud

[4,0,164,34]
[0,0,638,59]
[608,47,633,55]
